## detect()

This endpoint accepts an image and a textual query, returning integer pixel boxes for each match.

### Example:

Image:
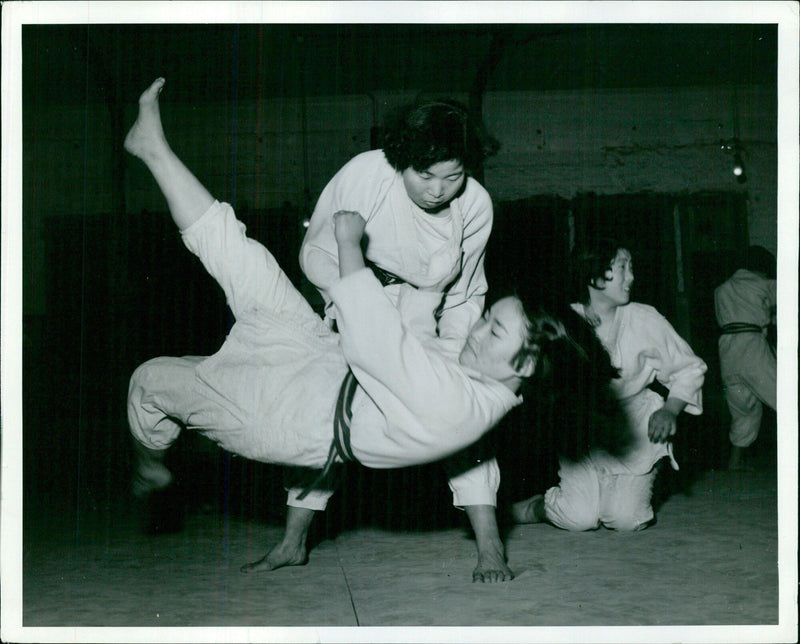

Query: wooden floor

[10,459,796,644]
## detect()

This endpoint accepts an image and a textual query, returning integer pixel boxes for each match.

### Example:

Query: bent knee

[130,357,175,390]
[129,356,199,402]
[127,357,191,447]
[544,487,602,532]
[129,358,158,398]
[556,515,602,532]
[545,504,601,532]
[603,513,655,532]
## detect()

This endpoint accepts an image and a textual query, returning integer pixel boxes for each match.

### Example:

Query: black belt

[332,370,358,462]
[647,379,670,400]
[366,260,415,288]
[720,323,764,335]
[296,369,360,500]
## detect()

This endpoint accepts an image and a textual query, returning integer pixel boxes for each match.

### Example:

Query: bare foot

[240,540,309,573]
[473,543,513,583]
[511,494,545,524]
[124,77,168,160]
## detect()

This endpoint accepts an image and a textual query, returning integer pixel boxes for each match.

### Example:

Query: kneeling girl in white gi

[513,238,707,531]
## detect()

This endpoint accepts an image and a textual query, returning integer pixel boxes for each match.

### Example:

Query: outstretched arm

[445,453,512,582]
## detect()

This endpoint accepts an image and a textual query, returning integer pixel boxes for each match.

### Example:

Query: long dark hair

[516,298,633,461]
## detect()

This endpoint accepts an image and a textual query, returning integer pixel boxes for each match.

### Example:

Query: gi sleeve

[299,152,390,310]
[447,458,500,509]
[436,182,492,345]
[330,269,511,436]
[298,176,345,306]
[650,315,707,415]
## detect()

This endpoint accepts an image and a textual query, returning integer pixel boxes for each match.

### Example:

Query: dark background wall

[19,22,778,537]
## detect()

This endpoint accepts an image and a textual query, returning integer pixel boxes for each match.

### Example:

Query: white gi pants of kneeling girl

[542,456,658,532]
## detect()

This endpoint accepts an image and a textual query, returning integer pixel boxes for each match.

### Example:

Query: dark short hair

[568,238,628,305]
[381,99,499,173]
[744,245,776,279]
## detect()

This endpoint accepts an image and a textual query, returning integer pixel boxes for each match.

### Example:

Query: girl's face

[591,248,634,307]
[459,297,532,384]
[402,159,465,213]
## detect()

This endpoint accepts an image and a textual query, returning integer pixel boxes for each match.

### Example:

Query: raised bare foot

[240,540,309,573]
[124,77,168,160]
[511,494,545,524]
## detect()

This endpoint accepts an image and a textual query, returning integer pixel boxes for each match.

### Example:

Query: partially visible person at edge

[512,238,707,532]
[288,96,515,582]
[714,246,776,470]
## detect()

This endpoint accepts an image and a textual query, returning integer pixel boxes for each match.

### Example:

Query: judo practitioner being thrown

[124,78,576,577]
